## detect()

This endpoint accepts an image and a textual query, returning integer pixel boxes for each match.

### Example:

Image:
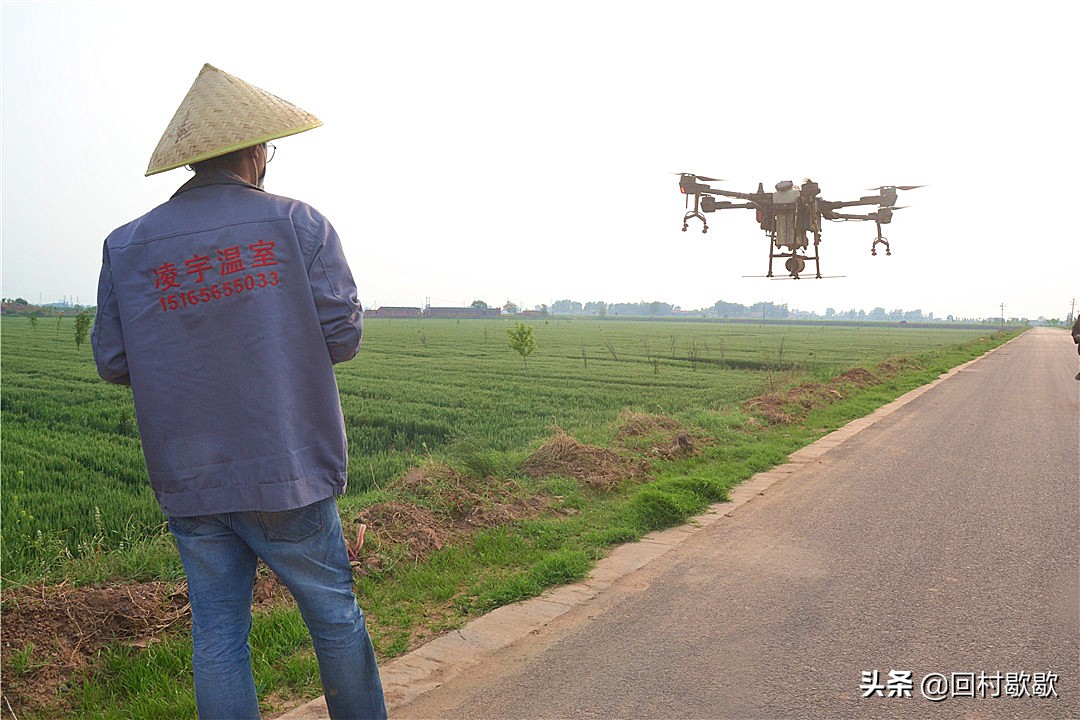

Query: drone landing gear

[871,221,891,256]
[682,211,708,234]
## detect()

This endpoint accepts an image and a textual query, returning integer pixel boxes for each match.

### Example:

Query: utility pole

[1000,302,1005,328]
[1069,298,1076,324]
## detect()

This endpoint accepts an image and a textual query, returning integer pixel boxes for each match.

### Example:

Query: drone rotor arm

[705,187,757,201]
[701,197,756,213]
[823,211,875,221]
[819,195,883,210]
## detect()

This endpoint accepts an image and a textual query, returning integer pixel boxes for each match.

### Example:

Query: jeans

[168,496,386,720]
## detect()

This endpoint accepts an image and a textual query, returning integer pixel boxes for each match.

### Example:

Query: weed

[7,642,45,675]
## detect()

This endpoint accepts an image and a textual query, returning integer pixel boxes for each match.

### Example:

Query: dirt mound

[390,463,539,523]
[350,463,550,574]
[745,381,841,425]
[396,463,550,527]
[744,396,794,425]
[1,580,189,713]
[0,568,305,716]
[874,357,917,376]
[836,367,877,387]
[352,501,457,573]
[614,411,701,461]
[788,382,838,408]
[613,410,684,440]
[643,432,698,461]
[521,428,646,489]
[744,365,894,426]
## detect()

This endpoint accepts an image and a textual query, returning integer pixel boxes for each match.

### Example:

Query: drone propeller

[673,173,725,182]
[865,185,926,191]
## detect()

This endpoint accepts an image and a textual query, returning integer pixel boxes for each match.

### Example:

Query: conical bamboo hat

[146,64,322,176]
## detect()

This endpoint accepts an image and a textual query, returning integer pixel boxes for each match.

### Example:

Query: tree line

[546,299,940,321]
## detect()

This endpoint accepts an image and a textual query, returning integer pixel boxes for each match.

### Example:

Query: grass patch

[621,486,702,531]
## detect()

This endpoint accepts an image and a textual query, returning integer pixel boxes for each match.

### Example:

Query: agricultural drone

[677,174,922,279]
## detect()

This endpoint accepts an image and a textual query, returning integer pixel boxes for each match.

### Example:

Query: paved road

[393,328,1079,719]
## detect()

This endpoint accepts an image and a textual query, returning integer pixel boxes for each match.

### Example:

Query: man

[92,64,386,720]
[1072,314,1080,380]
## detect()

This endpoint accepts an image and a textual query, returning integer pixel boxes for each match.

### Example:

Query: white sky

[2,0,1077,320]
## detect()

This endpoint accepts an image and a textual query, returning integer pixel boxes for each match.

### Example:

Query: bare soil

[1,580,188,712]
[347,463,553,576]
[0,568,295,715]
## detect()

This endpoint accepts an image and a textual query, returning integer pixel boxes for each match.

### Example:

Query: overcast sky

[2,0,1077,320]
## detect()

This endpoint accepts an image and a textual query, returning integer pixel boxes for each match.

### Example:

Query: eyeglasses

[264,143,276,163]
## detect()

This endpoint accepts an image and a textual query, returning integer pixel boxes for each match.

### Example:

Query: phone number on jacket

[158,271,281,312]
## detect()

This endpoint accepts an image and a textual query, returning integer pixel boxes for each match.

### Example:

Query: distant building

[422,306,501,319]
[363,306,504,319]
[365,306,421,319]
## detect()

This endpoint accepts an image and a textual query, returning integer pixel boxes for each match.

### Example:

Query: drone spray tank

[770,180,804,252]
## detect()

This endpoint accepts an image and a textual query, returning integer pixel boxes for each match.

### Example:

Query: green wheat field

[2,315,999,581]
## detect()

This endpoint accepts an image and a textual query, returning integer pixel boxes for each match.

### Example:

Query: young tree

[506,322,536,373]
[74,310,92,350]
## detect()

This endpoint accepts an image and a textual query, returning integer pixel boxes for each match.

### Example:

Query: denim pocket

[167,515,206,535]
[257,502,324,542]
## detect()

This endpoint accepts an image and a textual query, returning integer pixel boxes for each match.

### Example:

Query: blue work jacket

[92,170,362,517]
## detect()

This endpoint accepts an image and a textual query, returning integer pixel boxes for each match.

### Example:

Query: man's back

[92,170,362,517]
